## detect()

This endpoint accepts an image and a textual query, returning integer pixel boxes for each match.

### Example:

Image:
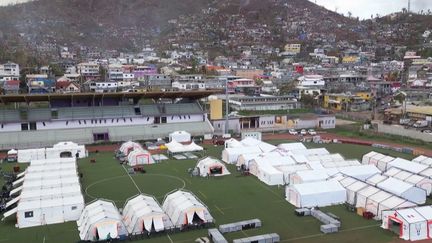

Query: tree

[300,94,316,108]
[347,11,352,19]
[49,64,64,77]
[278,82,296,95]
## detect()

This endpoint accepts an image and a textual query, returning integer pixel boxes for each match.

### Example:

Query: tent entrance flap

[388,217,403,236]
[144,218,153,232]
[153,217,164,232]
[96,222,118,240]
[186,211,194,224]
[210,166,223,175]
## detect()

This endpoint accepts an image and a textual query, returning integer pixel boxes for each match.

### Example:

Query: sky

[313,0,432,19]
[0,0,33,6]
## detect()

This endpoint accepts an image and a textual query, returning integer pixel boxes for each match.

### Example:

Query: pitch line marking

[122,165,142,194]
[167,234,174,243]
[215,205,225,215]
[198,190,207,199]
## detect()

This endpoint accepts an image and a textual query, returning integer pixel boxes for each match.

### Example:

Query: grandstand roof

[0,90,222,104]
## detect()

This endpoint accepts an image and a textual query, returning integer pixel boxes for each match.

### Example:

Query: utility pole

[408,0,411,13]
[225,79,229,134]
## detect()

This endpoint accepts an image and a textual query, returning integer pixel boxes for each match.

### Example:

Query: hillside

[0,0,430,63]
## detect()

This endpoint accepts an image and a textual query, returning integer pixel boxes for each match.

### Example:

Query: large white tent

[3,157,84,228]
[338,165,380,181]
[377,196,416,220]
[221,138,276,164]
[365,190,393,219]
[122,194,173,234]
[17,142,87,163]
[285,179,346,208]
[249,160,284,186]
[224,138,243,148]
[17,148,46,163]
[165,140,203,154]
[289,170,331,185]
[127,149,155,166]
[196,157,230,177]
[345,180,369,205]
[119,141,143,156]
[77,200,127,242]
[356,185,380,209]
[162,190,213,228]
[388,158,428,174]
[377,177,427,204]
[385,167,432,195]
[412,155,432,166]
[382,206,432,241]
[366,174,388,186]
[169,131,191,143]
[277,143,307,152]
[46,142,87,159]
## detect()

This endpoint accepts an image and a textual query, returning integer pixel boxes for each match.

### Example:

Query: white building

[77,62,100,78]
[0,62,20,81]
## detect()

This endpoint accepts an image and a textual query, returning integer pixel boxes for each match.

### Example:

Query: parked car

[422,130,432,135]
[288,129,298,135]
[413,120,429,128]
[308,129,317,135]
[300,129,307,135]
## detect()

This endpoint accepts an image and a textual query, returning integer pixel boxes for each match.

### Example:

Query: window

[24,211,34,218]
[29,122,37,130]
[21,123,29,131]
[71,206,77,210]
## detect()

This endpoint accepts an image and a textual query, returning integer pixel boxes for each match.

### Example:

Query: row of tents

[77,190,213,242]
[2,157,85,228]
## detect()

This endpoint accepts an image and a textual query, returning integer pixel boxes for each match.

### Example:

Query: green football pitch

[0,142,419,243]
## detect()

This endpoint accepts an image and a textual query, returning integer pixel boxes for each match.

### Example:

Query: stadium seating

[27,108,52,121]
[139,105,161,116]
[0,109,20,123]
[165,103,203,115]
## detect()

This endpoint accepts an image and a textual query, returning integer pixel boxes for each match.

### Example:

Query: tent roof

[366,174,388,185]
[292,179,345,196]
[380,196,408,209]
[339,165,380,179]
[414,206,432,220]
[378,177,415,196]
[357,185,380,197]
[277,143,307,151]
[389,158,428,174]
[396,208,426,224]
[294,170,330,182]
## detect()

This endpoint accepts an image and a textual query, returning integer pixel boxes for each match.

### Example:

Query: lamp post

[225,79,229,134]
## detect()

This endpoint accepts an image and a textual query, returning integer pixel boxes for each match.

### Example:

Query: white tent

[362,151,380,164]
[162,190,213,228]
[127,149,155,166]
[122,194,173,234]
[388,158,428,174]
[385,168,432,195]
[377,177,427,204]
[119,141,143,156]
[375,156,395,171]
[412,155,432,166]
[250,160,284,186]
[377,196,416,220]
[277,143,307,152]
[45,142,87,159]
[356,186,380,208]
[289,170,331,185]
[285,179,346,208]
[17,148,46,163]
[382,206,432,241]
[222,146,263,164]
[196,157,230,177]
[169,131,191,143]
[366,174,389,186]
[338,165,380,181]
[345,180,369,205]
[224,138,242,148]
[275,164,311,185]
[365,190,393,219]
[77,200,127,242]
[166,140,203,154]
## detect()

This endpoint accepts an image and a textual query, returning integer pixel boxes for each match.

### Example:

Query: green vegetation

[330,125,431,149]
[0,142,415,243]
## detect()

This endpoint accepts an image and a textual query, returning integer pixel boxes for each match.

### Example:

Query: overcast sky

[0,0,33,6]
[313,0,432,19]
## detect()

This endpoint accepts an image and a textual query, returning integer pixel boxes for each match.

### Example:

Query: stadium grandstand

[0,91,220,149]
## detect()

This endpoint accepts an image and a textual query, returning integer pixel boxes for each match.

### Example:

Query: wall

[377,124,432,142]
[209,99,223,120]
